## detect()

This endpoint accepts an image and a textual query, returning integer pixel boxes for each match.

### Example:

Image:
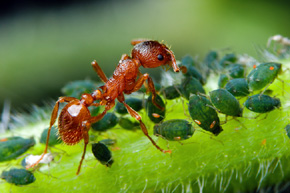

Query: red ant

[27,39,180,175]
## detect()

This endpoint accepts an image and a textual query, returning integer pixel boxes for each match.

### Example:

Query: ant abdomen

[58,100,90,145]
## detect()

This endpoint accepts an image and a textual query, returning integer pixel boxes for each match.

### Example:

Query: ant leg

[118,96,171,153]
[27,97,76,169]
[76,126,90,175]
[91,60,108,83]
[147,77,164,110]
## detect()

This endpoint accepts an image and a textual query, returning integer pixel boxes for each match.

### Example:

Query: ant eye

[157,54,164,61]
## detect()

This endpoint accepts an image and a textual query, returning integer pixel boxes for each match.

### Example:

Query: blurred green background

[0,0,290,111]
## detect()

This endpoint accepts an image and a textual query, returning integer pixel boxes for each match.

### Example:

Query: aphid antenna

[173,86,190,118]
[232,117,248,130]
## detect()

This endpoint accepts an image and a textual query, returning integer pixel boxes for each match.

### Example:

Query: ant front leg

[91,60,108,83]
[147,76,164,111]
[130,72,164,110]
[117,95,171,154]
[27,96,77,169]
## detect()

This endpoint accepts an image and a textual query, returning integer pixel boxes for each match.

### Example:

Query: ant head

[131,41,179,72]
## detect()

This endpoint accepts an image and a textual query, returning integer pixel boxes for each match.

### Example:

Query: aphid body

[92,142,114,167]
[209,89,242,117]
[188,95,223,135]
[1,168,35,186]
[247,62,282,91]
[154,119,195,141]
[0,137,35,162]
[244,94,281,113]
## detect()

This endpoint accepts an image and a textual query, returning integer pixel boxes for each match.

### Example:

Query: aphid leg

[27,97,76,169]
[205,104,221,113]
[259,82,273,97]
[233,117,247,129]
[277,77,285,96]
[119,97,171,153]
[91,60,108,83]
[174,85,190,118]
[147,77,165,110]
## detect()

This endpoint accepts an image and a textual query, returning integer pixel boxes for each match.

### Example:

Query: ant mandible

[28,39,180,175]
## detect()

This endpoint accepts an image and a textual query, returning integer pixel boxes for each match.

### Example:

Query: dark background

[1,0,290,111]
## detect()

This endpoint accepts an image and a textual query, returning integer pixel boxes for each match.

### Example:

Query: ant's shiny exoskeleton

[28,39,180,175]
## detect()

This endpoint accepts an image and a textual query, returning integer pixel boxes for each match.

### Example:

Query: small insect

[188,94,223,135]
[180,76,206,100]
[180,55,206,85]
[0,137,35,162]
[218,74,229,88]
[154,119,195,141]
[219,53,237,68]
[267,34,290,47]
[1,168,36,186]
[225,78,250,97]
[244,94,281,113]
[203,50,219,75]
[146,94,166,123]
[92,142,114,167]
[22,153,54,168]
[228,63,245,79]
[115,98,143,115]
[247,62,282,93]
[118,117,140,130]
[91,112,118,132]
[40,126,62,146]
[28,40,178,175]
[209,89,243,117]
[162,85,182,100]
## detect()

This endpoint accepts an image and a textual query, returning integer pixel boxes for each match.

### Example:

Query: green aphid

[91,113,118,132]
[180,77,206,100]
[181,55,206,85]
[228,64,245,78]
[188,95,223,135]
[118,117,140,130]
[218,74,229,88]
[1,168,35,186]
[0,137,35,162]
[204,51,219,71]
[244,94,281,113]
[247,62,282,91]
[219,53,237,68]
[40,126,62,146]
[209,89,243,117]
[115,98,143,115]
[154,119,195,141]
[225,78,250,97]
[284,124,290,139]
[92,142,114,167]
[145,94,166,123]
[162,85,181,100]
[61,79,99,99]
